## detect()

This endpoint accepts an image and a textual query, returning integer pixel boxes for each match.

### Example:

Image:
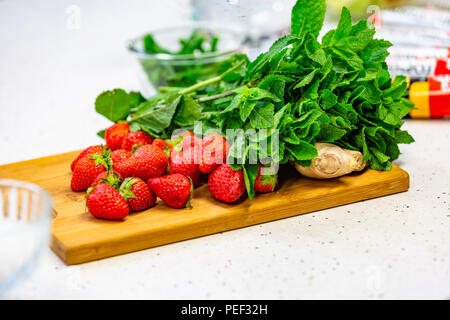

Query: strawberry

[199,134,230,174]
[208,164,246,203]
[111,149,132,163]
[169,134,202,162]
[71,145,102,172]
[147,174,193,209]
[71,150,111,192]
[254,165,278,193]
[105,122,129,151]
[168,149,200,187]
[110,149,132,172]
[86,183,129,220]
[114,144,168,181]
[152,139,173,152]
[90,171,122,189]
[181,136,203,150]
[121,131,154,152]
[119,177,156,211]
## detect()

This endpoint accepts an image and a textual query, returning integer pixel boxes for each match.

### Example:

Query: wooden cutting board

[0,151,409,265]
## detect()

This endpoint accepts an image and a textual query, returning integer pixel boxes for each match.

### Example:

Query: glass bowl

[127,22,247,93]
[0,179,53,295]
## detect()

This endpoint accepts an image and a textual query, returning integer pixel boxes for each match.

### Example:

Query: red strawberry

[119,177,156,211]
[254,165,278,193]
[147,174,193,209]
[71,145,102,172]
[115,144,168,181]
[199,134,230,174]
[181,135,202,160]
[208,164,246,203]
[152,139,173,152]
[111,149,132,163]
[122,131,154,152]
[86,183,129,220]
[105,122,130,151]
[110,149,132,172]
[168,149,200,187]
[71,151,110,192]
[90,171,122,189]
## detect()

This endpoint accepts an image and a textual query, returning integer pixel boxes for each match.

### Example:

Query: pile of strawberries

[70,122,277,220]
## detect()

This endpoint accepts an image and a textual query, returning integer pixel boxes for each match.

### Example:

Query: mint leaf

[395,130,415,144]
[95,89,131,122]
[286,140,318,161]
[316,124,347,142]
[97,129,105,139]
[332,7,352,41]
[131,95,181,133]
[320,89,338,110]
[247,35,302,80]
[240,101,256,122]
[249,102,274,129]
[291,0,326,39]
[294,70,316,89]
[243,163,259,200]
[174,96,202,127]
[143,34,171,54]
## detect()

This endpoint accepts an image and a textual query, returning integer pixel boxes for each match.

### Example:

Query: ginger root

[294,143,367,179]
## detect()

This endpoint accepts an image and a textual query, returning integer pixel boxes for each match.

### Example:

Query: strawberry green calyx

[260,174,278,192]
[171,139,184,154]
[185,176,194,209]
[131,144,142,154]
[90,146,114,171]
[101,171,123,189]
[87,171,123,197]
[119,177,138,200]
[86,186,94,197]
[163,145,171,158]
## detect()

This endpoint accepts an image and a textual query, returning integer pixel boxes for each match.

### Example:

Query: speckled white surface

[1,0,450,300]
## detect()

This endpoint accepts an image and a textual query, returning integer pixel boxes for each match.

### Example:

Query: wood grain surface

[0,151,410,265]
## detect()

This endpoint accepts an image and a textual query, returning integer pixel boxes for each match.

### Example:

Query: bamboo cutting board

[0,151,409,265]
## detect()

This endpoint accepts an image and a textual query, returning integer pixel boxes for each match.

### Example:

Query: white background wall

[0,0,191,165]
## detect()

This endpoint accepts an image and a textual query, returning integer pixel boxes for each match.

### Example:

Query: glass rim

[0,179,53,222]
[126,21,247,62]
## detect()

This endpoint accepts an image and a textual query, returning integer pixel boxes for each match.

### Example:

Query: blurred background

[0,0,448,165]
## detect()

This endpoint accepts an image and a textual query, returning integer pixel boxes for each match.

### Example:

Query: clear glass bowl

[0,179,53,295]
[127,22,247,93]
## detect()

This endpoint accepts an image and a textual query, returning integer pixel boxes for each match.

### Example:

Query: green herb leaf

[95,89,132,122]
[131,95,181,133]
[291,0,326,39]
[243,163,259,200]
[249,102,274,129]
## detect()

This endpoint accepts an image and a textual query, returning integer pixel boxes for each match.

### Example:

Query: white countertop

[1,0,449,300]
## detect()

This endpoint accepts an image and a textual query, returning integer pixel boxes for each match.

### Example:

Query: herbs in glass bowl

[127,23,247,89]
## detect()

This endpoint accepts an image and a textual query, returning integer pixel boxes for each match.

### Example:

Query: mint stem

[196,79,259,103]
[197,90,236,103]
[179,59,246,95]
[179,76,222,95]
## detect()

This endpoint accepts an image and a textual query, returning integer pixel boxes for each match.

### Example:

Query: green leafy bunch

[95,0,414,199]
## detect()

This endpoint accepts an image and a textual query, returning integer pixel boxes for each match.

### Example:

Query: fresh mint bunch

[94,0,414,199]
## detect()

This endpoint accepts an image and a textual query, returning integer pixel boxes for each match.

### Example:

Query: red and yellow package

[409,75,450,119]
